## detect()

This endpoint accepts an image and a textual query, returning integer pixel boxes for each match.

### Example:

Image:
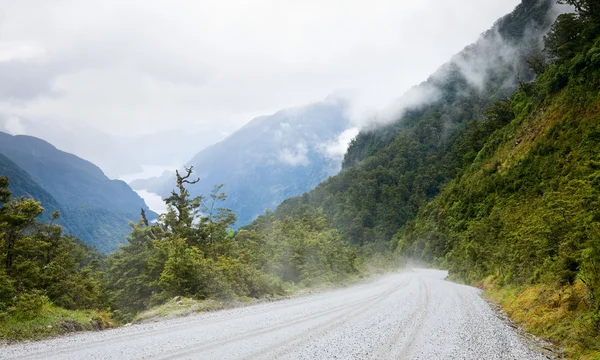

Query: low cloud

[319,127,360,160]
[3,115,26,135]
[279,143,310,167]
[347,0,565,131]
[0,0,521,137]
[450,30,518,91]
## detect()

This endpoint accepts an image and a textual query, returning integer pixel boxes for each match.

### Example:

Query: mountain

[247,0,600,356]
[267,0,559,245]
[133,98,353,226]
[395,2,600,355]
[0,132,157,252]
[0,117,222,178]
[0,153,65,223]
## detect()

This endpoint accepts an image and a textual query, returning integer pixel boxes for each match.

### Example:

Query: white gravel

[0,269,547,360]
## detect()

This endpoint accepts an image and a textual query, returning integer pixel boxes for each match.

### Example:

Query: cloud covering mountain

[132,98,353,226]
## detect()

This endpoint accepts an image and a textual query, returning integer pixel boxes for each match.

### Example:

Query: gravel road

[1,269,546,360]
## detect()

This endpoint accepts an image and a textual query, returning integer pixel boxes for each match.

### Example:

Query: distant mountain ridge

[0,117,221,178]
[0,132,156,252]
[133,98,354,227]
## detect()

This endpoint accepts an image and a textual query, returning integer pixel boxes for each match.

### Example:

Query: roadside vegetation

[239,1,600,357]
[396,1,600,357]
[1,1,599,358]
[0,168,398,341]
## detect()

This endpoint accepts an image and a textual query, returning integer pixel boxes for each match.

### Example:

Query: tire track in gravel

[152,278,413,360]
[1,271,548,360]
[396,278,431,359]
[241,278,414,360]
[12,298,367,360]
[7,283,380,360]
[367,277,430,360]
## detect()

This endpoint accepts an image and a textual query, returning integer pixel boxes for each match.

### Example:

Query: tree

[545,13,584,61]
[162,166,201,239]
[0,177,105,312]
[559,0,600,27]
[0,178,44,270]
[106,217,165,316]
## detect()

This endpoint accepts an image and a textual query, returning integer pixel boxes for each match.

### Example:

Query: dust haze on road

[1,269,546,360]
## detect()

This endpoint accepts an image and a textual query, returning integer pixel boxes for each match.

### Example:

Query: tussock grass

[485,280,600,360]
[0,303,114,342]
[133,297,223,323]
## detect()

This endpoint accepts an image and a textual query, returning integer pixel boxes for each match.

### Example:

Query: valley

[1,0,599,358]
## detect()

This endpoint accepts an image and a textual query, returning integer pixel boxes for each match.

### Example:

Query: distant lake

[118,165,176,215]
[135,189,168,216]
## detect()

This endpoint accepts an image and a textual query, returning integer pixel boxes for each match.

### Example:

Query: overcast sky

[0,0,520,137]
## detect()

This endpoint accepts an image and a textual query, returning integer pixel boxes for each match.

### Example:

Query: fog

[0,1,519,145]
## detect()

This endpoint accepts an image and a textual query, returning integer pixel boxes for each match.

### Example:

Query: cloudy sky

[0,0,520,137]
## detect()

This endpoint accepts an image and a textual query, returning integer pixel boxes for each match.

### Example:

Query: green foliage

[105,220,166,317]
[270,1,556,250]
[246,209,360,286]
[0,177,108,338]
[4,1,597,349]
[243,3,600,356]
[1,159,363,330]
[10,292,48,320]
[0,301,113,341]
[545,13,585,61]
[393,5,600,354]
[106,168,287,319]
[0,134,156,253]
[158,238,219,299]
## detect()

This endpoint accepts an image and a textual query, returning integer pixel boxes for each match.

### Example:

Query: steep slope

[251,0,599,356]
[397,12,600,356]
[0,132,156,252]
[136,98,352,226]
[0,153,64,222]
[268,0,559,247]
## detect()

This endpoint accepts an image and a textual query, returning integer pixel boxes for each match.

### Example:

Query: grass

[133,297,224,323]
[483,278,600,360]
[133,269,392,324]
[0,303,114,342]
[0,267,401,343]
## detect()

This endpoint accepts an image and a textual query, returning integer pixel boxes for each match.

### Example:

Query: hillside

[246,0,600,356]
[0,154,64,223]
[0,132,156,252]
[396,8,600,355]
[268,0,558,246]
[135,98,352,226]
[1,1,599,356]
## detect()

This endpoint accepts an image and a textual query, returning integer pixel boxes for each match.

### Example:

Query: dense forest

[1,0,599,358]
[398,0,600,355]
[251,0,600,356]
[272,0,556,248]
[0,166,370,339]
[0,133,156,253]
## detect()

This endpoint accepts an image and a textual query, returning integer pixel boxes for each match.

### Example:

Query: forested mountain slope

[137,99,352,227]
[396,3,600,355]
[2,2,599,356]
[0,132,156,252]
[268,0,559,247]
[248,0,600,356]
[0,154,64,223]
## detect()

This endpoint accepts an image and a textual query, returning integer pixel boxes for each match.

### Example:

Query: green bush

[10,291,49,320]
